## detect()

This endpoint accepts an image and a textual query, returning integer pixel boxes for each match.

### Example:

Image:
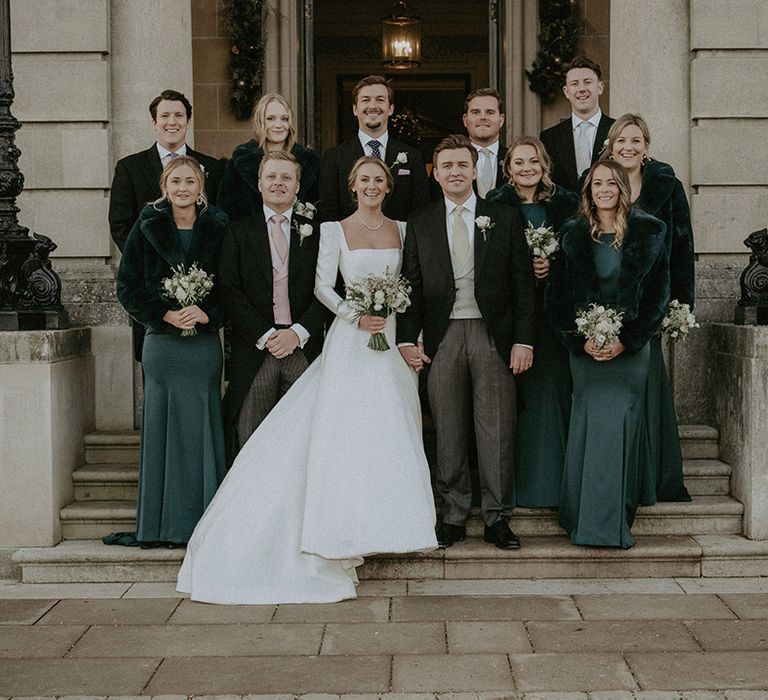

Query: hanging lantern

[382,0,422,70]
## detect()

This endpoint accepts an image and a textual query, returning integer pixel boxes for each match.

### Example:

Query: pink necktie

[269,214,289,265]
[268,214,292,325]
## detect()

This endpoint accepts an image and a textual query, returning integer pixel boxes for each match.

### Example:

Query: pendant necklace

[357,213,384,231]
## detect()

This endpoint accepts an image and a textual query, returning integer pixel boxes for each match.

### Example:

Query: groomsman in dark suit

[109,89,224,360]
[463,88,507,198]
[319,75,429,222]
[398,134,536,550]
[219,151,325,453]
[539,56,614,193]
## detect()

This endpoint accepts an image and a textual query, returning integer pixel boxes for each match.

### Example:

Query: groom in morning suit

[539,56,614,194]
[219,151,325,454]
[109,89,223,361]
[319,74,430,222]
[398,135,536,550]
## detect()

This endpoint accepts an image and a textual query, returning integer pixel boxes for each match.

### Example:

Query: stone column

[263,0,300,111]
[0,329,94,546]
[711,324,768,540]
[501,0,540,139]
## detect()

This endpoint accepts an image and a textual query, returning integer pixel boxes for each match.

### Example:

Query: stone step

[15,534,768,584]
[59,495,744,540]
[70,457,732,502]
[80,424,720,466]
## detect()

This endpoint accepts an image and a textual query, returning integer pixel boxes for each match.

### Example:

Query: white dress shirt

[255,205,310,351]
[358,130,389,157]
[156,143,188,167]
[571,110,603,158]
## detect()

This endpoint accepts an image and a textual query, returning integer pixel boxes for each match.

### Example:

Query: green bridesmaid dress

[514,203,571,507]
[559,234,652,549]
[136,228,227,544]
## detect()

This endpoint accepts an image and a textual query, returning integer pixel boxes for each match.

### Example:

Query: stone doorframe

[263,0,541,147]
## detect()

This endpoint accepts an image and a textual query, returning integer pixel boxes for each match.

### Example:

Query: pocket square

[398,169,411,175]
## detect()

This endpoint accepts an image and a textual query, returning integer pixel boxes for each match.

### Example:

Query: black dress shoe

[483,520,521,550]
[436,522,466,548]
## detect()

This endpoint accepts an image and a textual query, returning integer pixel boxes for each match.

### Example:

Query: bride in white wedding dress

[177,157,437,604]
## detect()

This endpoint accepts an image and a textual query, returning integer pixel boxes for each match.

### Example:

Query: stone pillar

[263,0,300,111]
[711,324,768,540]
[501,0,540,139]
[0,329,94,546]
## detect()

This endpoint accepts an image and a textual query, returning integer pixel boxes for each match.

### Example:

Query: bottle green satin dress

[559,234,652,549]
[514,203,572,507]
[136,228,227,544]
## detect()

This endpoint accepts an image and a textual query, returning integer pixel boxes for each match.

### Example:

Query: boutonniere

[292,199,316,220]
[475,215,495,242]
[602,138,609,148]
[390,152,408,168]
[293,220,314,246]
[199,163,208,179]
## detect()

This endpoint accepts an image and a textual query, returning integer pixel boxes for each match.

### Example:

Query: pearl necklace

[356,213,384,231]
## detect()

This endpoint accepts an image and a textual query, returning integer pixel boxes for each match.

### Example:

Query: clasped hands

[163,305,209,332]
[266,328,300,359]
[585,339,625,362]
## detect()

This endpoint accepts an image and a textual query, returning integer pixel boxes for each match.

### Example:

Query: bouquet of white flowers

[661,300,699,341]
[345,267,411,351]
[161,262,214,336]
[575,303,624,350]
[524,222,559,259]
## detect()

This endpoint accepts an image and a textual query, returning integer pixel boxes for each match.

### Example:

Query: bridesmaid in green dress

[546,160,670,548]
[602,114,695,502]
[488,136,579,507]
[116,156,228,546]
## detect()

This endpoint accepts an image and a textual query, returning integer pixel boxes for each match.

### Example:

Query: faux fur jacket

[486,183,580,234]
[545,208,670,355]
[116,203,228,334]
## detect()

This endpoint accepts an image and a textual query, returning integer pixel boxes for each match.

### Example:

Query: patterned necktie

[367,139,383,160]
[165,151,179,167]
[451,205,470,261]
[477,148,495,198]
[269,214,288,266]
[575,121,593,177]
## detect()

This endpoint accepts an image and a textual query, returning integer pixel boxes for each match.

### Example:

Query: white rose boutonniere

[391,152,408,168]
[297,222,314,246]
[292,200,316,220]
[199,163,207,178]
[475,215,495,242]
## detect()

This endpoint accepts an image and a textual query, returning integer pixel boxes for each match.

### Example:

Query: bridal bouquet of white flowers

[161,262,214,336]
[524,222,559,259]
[575,303,624,350]
[661,300,699,341]
[346,267,411,351]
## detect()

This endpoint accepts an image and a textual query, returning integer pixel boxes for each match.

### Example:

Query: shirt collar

[358,130,389,152]
[445,192,477,216]
[156,143,187,160]
[471,140,499,157]
[571,109,602,131]
[263,204,293,224]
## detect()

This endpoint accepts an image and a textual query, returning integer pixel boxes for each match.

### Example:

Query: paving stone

[445,621,531,653]
[685,620,768,650]
[167,599,275,624]
[69,623,324,657]
[380,694,437,700]
[676,579,768,594]
[719,594,768,619]
[0,658,160,696]
[273,598,389,623]
[122,582,189,598]
[508,653,637,692]
[391,596,579,622]
[521,694,587,700]
[145,655,391,695]
[37,598,180,625]
[590,692,635,700]
[0,599,56,624]
[575,594,736,620]
[322,622,445,655]
[680,693,726,699]
[391,654,513,692]
[724,691,768,699]
[408,579,682,596]
[299,694,340,700]
[243,696,295,700]
[0,625,87,658]
[477,693,522,700]
[527,620,700,653]
[626,651,768,690]
[338,695,380,700]
[357,580,407,597]
[634,692,684,700]
[0,582,131,599]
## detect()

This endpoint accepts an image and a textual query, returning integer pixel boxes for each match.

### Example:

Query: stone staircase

[12,426,768,583]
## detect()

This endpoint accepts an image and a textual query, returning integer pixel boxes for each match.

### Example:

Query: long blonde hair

[600,113,652,162]
[579,160,631,247]
[152,155,208,212]
[252,93,297,152]
[502,136,556,202]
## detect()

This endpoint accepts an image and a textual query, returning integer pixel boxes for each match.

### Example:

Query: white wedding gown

[177,221,437,604]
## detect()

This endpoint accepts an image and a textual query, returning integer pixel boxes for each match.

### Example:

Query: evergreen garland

[227,0,264,121]
[526,0,582,104]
